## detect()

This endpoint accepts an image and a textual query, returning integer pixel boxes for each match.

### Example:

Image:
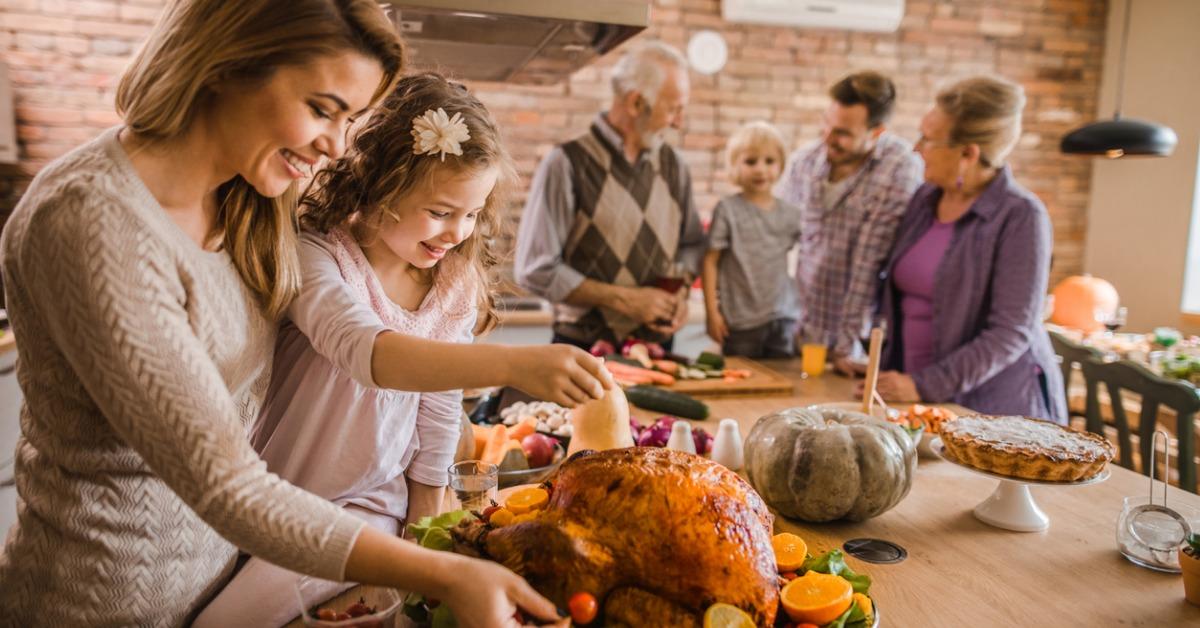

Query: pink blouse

[251,228,477,523]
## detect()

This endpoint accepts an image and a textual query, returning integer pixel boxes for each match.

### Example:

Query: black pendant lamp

[1060,0,1177,158]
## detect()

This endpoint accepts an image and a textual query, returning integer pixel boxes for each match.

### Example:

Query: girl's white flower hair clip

[411,107,470,161]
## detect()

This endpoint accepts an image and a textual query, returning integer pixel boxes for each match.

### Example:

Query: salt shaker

[666,420,697,454]
[710,418,743,471]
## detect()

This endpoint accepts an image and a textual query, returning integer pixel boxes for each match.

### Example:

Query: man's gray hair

[610,41,688,105]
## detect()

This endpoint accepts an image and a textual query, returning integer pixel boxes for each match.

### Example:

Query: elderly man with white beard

[515,41,706,351]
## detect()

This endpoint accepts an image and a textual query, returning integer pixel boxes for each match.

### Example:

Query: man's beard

[634,110,665,151]
[827,139,872,166]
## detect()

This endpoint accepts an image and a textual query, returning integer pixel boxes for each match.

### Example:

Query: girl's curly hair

[301,72,515,333]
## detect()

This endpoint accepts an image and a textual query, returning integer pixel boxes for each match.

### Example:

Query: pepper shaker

[667,420,697,454]
[710,418,743,471]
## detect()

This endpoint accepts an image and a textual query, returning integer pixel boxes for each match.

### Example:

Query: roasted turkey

[451,447,779,627]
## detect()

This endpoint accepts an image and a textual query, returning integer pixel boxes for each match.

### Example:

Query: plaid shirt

[778,134,923,357]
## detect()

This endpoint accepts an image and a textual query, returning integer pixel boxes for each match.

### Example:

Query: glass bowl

[296,577,403,627]
[497,441,566,489]
[1116,495,1200,573]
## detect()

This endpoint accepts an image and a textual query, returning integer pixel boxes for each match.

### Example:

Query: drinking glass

[447,460,498,512]
[799,329,828,378]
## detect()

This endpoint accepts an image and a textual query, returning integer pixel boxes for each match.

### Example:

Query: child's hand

[511,345,612,407]
[439,555,562,627]
[706,309,729,345]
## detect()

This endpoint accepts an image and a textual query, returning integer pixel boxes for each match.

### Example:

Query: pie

[939,415,1114,482]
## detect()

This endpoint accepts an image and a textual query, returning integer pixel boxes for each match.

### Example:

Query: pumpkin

[743,405,916,522]
[566,385,634,455]
[1050,274,1119,333]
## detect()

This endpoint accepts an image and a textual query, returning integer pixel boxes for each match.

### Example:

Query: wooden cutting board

[661,356,794,397]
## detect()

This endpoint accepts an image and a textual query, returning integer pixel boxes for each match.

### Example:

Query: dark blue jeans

[722,318,797,359]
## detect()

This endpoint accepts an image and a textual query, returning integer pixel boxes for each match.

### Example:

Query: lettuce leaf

[407,510,471,546]
[403,510,472,626]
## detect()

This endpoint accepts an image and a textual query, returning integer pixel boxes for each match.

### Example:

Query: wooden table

[296,361,1200,626]
[635,361,1200,627]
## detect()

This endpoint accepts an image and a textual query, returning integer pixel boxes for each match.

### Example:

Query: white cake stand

[930,438,1110,532]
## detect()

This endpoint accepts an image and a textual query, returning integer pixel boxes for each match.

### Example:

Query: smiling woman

[0,0,417,625]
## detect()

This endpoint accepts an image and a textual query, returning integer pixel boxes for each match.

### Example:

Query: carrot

[604,360,676,385]
[723,368,752,379]
[604,364,654,385]
[651,359,679,375]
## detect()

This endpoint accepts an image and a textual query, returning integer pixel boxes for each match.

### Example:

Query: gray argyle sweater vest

[556,122,689,344]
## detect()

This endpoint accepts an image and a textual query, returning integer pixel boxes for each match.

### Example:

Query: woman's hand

[832,354,866,378]
[875,371,920,402]
[437,555,564,627]
[509,344,612,407]
[705,307,729,345]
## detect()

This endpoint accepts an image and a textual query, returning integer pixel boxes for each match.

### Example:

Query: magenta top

[892,219,954,373]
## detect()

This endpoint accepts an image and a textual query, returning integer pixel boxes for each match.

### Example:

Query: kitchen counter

[289,362,1200,626]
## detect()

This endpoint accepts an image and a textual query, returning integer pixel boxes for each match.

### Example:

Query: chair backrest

[1049,330,1103,421]
[1079,357,1200,493]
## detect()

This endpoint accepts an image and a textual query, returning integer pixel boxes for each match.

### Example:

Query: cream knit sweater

[0,128,364,626]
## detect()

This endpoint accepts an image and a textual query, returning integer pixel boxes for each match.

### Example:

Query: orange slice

[702,603,755,628]
[780,571,853,625]
[504,487,549,515]
[771,532,808,572]
[488,508,515,527]
[852,592,873,622]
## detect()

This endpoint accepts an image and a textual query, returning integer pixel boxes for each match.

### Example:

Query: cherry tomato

[316,608,337,621]
[780,571,798,581]
[568,591,598,625]
[481,505,502,522]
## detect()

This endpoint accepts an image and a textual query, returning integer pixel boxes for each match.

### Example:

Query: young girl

[702,121,803,358]
[194,73,604,627]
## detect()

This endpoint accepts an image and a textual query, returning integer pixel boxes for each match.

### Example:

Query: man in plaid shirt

[779,71,923,375]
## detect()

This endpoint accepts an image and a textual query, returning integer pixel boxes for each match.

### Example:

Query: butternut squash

[480,424,510,465]
[567,386,634,456]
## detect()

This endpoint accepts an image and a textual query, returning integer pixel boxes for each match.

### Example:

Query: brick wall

[0,0,1106,289]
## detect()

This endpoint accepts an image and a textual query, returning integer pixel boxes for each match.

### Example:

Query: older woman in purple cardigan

[876,76,1067,424]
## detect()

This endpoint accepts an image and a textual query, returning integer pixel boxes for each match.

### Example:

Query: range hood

[382,1,649,84]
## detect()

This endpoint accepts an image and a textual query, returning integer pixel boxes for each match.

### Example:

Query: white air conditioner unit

[722,0,905,33]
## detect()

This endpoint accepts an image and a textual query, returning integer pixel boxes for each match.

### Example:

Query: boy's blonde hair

[301,73,516,335]
[116,0,404,319]
[725,121,788,186]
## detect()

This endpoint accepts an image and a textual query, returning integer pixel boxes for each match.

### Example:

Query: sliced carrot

[723,368,752,379]
[651,360,679,375]
[604,360,676,385]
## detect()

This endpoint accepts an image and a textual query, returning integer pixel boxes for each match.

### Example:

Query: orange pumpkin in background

[1050,274,1119,332]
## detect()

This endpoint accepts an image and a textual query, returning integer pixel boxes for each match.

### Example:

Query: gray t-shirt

[708,194,803,330]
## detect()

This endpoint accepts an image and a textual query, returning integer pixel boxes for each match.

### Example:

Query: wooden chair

[1079,357,1200,493]
[1049,330,1103,428]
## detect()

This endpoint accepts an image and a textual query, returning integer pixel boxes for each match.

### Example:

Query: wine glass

[1095,305,1127,336]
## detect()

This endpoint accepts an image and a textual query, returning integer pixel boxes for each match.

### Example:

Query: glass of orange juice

[799,330,827,377]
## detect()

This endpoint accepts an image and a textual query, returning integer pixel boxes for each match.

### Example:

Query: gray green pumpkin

[743,405,916,522]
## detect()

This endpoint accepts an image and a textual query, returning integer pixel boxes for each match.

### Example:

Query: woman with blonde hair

[873,76,1067,424]
[0,1,569,625]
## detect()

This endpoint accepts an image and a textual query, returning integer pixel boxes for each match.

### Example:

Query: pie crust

[939,415,1114,482]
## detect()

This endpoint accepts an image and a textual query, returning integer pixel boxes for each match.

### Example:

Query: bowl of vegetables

[296,579,403,627]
